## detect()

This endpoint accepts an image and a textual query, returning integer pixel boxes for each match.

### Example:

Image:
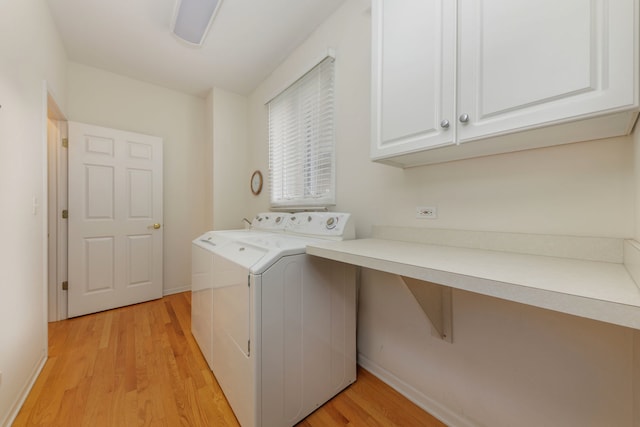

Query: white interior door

[68,121,163,317]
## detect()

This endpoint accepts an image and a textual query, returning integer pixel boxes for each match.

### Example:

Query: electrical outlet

[416,206,437,219]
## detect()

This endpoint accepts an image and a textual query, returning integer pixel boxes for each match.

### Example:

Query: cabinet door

[371,0,456,160]
[457,0,638,143]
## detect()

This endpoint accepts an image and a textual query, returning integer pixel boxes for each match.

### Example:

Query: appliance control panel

[251,213,292,231]
[290,212,354,240]
[251,212,354,240]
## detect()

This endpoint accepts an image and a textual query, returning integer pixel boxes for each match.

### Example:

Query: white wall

[208,87,250,230]
[66,63,210,295]
[0,1,68,425]
[247,0,639,426]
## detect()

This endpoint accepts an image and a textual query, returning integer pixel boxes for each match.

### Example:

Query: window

[268,56,335,208]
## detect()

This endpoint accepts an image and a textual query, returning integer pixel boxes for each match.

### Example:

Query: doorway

[46,93,68,321]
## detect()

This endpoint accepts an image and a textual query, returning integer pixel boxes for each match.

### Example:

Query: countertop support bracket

[401,276,453,343]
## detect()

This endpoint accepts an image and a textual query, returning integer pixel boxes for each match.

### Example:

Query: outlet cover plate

[416,206,437,219]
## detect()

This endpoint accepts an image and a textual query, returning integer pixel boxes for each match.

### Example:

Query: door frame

[46,88,68,321]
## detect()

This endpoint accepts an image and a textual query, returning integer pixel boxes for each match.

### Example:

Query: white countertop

[306,238,640,330]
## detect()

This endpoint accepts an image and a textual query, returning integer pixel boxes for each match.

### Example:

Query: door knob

[459,113,470,123]
[153,223,161,229]
[440,119,450,129]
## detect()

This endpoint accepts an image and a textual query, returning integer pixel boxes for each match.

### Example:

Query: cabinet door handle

[459,113,470,123]
[440,119,450,129]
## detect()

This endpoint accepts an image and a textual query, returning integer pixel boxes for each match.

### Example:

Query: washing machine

[191,212,357,427]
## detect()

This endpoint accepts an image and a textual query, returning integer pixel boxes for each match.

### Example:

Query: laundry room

[2,0,640,426]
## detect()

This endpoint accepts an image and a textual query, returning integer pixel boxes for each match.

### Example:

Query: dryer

[191,212,357,427]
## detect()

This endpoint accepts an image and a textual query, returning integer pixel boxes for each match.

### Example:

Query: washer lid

[193,229,276,253]
[215,241,268,270]
[237,234,312,274]
[192,231,231,250]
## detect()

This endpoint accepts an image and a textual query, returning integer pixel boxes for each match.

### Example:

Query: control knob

[325,217,337,230]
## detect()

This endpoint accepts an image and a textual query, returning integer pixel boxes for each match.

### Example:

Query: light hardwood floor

[13,292,445,426]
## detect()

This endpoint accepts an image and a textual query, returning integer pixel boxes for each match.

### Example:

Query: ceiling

[46,0,347,97]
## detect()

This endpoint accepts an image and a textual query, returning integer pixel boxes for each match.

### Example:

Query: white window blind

[268,56,335,208]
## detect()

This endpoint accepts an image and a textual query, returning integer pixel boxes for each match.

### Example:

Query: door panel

[84,237,115,293]
[480,0,591,117]
[371,0,456,158]
[127,235,152,286]
[128,169,152,218]
[85,165,114,219]
[68,121,163,317]
[457,0,636,142]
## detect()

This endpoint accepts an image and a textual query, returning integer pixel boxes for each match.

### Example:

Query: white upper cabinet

[457,0,637,142]
[371,0,456,156]
[371,0,639,167]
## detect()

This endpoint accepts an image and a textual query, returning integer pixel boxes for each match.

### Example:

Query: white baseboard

[357,353,478,427]
[2,350,47,427]
[163,285,191,296]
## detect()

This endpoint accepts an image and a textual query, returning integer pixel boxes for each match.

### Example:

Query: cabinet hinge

[62,281,68,291]
[62,138,68,148]
[247,275,250,287]
[61,209,68,219]
[247,340,250,355]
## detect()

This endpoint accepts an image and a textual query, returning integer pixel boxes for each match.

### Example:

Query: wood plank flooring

[13,292,445,426]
